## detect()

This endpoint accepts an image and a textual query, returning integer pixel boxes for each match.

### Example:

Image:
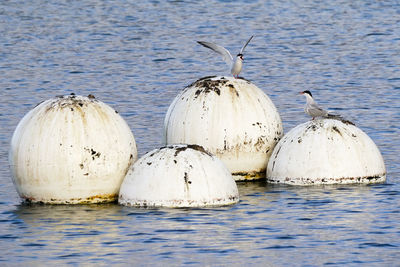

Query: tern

[197,36,254,78]
[300,90,355,124]
[300,90,330,120]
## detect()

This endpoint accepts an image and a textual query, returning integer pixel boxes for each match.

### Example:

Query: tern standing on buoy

[300,90,330,120]
[197,36,254,78]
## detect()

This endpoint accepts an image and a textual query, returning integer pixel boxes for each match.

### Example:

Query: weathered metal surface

[20,193,118,204]
[164,76,283,181]
[119,144,239,208]
[9,94,137,204]
[267,119,386,185]
[232,170,266,180]
[266,174,386,185]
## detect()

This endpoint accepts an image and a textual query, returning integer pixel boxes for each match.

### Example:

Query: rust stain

[232,170,266,181]
[186,144,213,156]
[122,152,136,177]
[170,144,213,157]
[335,118,355,126]
[183,172,191,193]
[227,83,239,97]
[234,76,251,83]
[188,76,227,99]
[254,136,267,150]
[267,172,386,185]
[45,95,89,113]
[217,135,276,156]
[186,76,216,87]
[332,126,342,136]
[84,147,101,160]
[21,193,118,204]
[121,195,239,208]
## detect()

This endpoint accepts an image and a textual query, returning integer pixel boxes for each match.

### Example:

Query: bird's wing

[239,35,254,54]
[310,102,323,110]
[197,41,233,66]
[310,102,328,115]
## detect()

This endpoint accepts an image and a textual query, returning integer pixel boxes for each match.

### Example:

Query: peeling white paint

[118,144,239,207]
[164,76,283,181]
[267,119,386,185]
[9,95,138,204]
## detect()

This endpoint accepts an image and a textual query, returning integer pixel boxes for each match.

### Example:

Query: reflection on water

[1,182,397,265]
[11,204,127,263]
[0,0,399,265]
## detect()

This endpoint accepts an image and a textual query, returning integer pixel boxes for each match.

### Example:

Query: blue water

[1,0,399,265]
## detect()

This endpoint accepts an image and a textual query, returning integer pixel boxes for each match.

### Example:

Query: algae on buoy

[9,94,137,204]
[266,119,386,185]
[164,76,283,181]
[118,144,239,208]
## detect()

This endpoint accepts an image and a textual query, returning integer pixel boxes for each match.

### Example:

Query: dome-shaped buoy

[266,119,386,185]
[118,144,239,208]
[9,94,137,204]
[164,76,283,181]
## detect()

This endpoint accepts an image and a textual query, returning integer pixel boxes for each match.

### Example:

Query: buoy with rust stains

[9,94,137,204]
[266,119,386,185]
[164,76,283,181]
[118,144,239,207]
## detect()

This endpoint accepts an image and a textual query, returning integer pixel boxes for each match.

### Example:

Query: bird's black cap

[302,90,312,97]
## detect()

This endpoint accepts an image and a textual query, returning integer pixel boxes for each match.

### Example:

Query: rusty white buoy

[266,119,386,185]
[118,144,239,208]
[9,94,137,204]
[164,76,283,181]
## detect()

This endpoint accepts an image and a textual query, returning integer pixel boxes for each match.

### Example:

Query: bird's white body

[231,56,243,77]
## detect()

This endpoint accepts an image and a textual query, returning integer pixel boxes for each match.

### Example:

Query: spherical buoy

[118,144,239,208]
[266,119,386,185]
[164,76,283,181]
[9,94,137,204]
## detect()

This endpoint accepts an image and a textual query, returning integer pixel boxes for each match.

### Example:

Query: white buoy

[118,144,239,208]
[9,94,137,204]
[164,76,283,181]
[267,119,386,185]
